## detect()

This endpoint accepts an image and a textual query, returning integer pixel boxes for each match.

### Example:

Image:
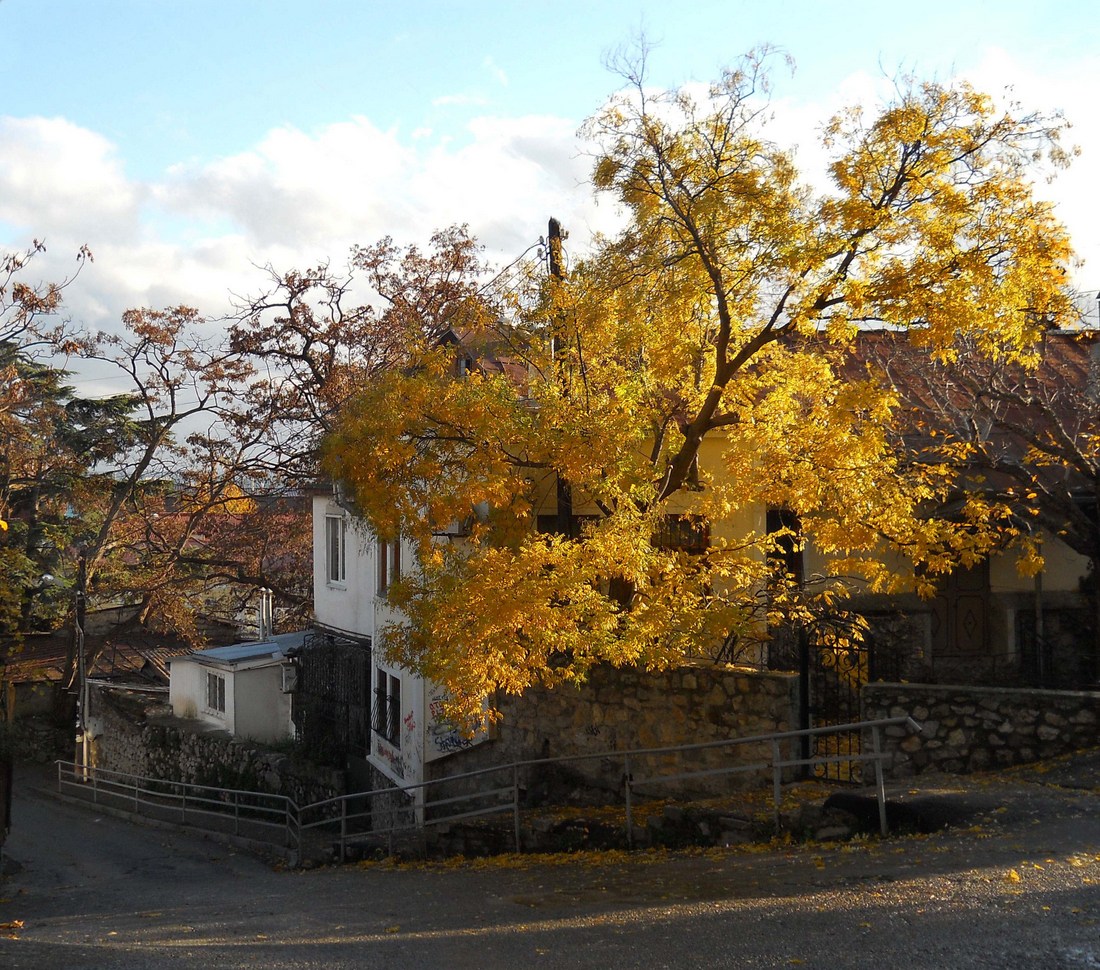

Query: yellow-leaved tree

[324,51,1076,726]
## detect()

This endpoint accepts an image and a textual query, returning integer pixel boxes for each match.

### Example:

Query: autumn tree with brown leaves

[228,226,495,489]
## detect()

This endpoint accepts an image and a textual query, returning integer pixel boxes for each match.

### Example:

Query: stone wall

[86,683,344,807]
[863,682,1100,777]
[428,663,800,801]
[4,713,72,763]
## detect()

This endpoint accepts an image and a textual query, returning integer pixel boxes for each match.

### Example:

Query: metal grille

[292,630,372,765]
[768,612,912,783]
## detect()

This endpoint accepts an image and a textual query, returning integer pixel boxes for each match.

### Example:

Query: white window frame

[205,671,226,715]
[325,514,346,586]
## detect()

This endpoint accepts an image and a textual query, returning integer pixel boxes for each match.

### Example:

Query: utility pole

[548,218,574,539]
[74,553,88,781]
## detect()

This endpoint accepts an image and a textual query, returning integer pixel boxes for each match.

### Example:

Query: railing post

[771,739,783,833]
[181,787,187,825]
[340,796,348,863]
[234,791,240,837]
[513,764,521,853]
[624,753,633,848]
[387,797,395,858]
[871,725,888,836]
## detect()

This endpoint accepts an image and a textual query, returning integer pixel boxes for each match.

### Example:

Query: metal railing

[300,715,921,861]
[55,715,920,865]
[54,761,301,858]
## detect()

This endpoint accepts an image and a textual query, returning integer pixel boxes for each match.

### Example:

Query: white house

[310,491,482,792]
[167,631,304,743]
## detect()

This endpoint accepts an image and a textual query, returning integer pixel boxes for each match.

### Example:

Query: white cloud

[5,43,1095,360]
[0,117,142,241]
[0,108,607,339]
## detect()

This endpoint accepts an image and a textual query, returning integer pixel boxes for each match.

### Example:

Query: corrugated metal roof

[190,643,282,663]
[170,630,307,668]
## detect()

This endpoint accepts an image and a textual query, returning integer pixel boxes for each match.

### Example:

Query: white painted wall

[312,493,493,788]
[169,659,293,743]
[168,659,234,732]
[168,660,203,719]
[312,495,374,639]
[234,664,293,743]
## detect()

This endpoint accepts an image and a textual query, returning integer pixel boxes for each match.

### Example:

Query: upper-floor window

[325,514,346,586]
[654,514,709,554]
[377,535,401,594]
[766,508,804,585]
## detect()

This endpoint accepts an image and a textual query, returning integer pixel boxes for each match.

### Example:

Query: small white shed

[167,631,304,743]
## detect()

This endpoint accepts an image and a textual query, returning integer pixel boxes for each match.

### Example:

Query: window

[325,514,346,585]
[377,536,401,594]
[654,514,709,553]
[373,669,402,749]
[766,508,804,585]
[205,671,226,714]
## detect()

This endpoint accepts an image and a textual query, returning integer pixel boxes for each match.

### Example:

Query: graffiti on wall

[375,736,406,779]
[424,691,482,760]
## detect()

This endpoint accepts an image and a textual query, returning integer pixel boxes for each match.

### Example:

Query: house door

[930,560,991,662]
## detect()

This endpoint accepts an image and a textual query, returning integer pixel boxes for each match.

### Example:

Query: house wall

[863,682,1100,777]
[989,530,1090,593]
[312,495,439,789]
[167,660,235,733]
[6,681,59,718]
[170,659,293,744]
[234,665,293,743]
[313,495,374,639]
[803,528,1089,599]
[426,663,800,799]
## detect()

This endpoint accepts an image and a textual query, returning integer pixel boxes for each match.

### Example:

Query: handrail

[54,716,921,866]
[298,715,921,860]
[53,760,302,858]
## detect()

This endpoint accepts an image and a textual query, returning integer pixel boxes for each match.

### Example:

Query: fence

[55,761,301,858]
[55,716,920,865]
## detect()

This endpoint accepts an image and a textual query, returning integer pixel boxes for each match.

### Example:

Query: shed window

[205,671,226,714]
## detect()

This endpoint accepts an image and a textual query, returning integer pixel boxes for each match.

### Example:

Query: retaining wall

[428,663,800,799]
[86,683,343,806]
[863,682,1100,777]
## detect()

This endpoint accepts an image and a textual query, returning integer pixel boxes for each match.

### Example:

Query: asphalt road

[1,758,1098,969]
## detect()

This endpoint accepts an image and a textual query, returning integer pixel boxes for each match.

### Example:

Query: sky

[3,0,1100,374]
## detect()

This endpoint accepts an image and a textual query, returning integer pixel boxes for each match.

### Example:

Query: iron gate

[769,613,907,782]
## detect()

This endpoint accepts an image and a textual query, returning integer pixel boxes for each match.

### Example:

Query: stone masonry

[86,683,343,807]
[429,662,801,800]
[863,682,1100,777]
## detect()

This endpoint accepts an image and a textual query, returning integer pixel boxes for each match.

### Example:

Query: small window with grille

[373,668,402,750]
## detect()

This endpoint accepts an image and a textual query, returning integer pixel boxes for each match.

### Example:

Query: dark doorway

[929,560,991,680]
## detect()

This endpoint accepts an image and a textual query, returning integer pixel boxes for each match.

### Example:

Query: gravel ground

[1,753,1097,969]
